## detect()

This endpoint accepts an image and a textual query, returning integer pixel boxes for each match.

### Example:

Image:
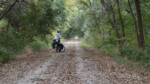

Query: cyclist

[51,29,61,49]
[56,29,61,43]
[51,29,65,52]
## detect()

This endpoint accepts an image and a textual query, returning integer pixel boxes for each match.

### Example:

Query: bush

[121,45,150,63]
[94,39,150,63]
[0,47,11,63]
[120,46,135,57]
[0,35,26,54]
[29,38,49,52]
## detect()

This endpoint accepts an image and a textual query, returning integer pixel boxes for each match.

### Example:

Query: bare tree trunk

[101,0,121,44]
[6,22,9,35]
[0,0,9,7]
[109,1,121,44]
[116,0,125,38]
[101,6,104,40]
[134,0,145,49]
[128,0,140,47]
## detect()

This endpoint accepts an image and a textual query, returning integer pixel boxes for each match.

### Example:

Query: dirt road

[0,41,150,84]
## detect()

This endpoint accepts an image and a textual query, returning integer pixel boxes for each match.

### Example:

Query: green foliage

[110,55,133,66]
[96,42,118,55]
[0,47,10,63]
[69,44,74,47]
[29,38,49,52]
[120,45,150,63]
[0,36,25,54]
[80,43,89,48]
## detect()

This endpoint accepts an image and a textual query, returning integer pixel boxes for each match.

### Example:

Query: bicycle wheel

[56,46,61,53]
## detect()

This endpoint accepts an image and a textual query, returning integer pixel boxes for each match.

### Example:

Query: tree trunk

[109,1,121,44]
[116,0,125,38]
[101,6,104,40]
[101,0,121,44]
[134,0,145,49]
[128,0,140,47]
[6,22,9,35]
[0,0,18,20]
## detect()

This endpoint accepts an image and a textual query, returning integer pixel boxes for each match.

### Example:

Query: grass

[29,38,49,52]
[80,42,91,48]
[80,43,134,65]
[69,44,75,47]
[0,38,50,64]
[83,42,150,72]
[0,48,11,63]
[80,42,148,69]
[110,54,133,66]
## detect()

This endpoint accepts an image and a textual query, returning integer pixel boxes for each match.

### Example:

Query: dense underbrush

[82,37,150,68]
[0,47,11,63]
[29,38,49,52]
[0,38,50,64]
[98,41,150,63]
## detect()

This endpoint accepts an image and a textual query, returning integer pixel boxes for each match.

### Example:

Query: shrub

[121,45,150,63]
[0,35,26,54]
[120,46,135,57]
[0,47,11,63]
[144,45,150,63]
[29,38,49,52]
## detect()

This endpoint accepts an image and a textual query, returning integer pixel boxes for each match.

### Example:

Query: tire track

[16,55,56,84]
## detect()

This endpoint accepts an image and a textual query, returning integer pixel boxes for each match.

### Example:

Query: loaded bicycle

[51,39,65,53]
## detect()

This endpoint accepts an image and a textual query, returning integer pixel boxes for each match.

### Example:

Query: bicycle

[56,43,65,53]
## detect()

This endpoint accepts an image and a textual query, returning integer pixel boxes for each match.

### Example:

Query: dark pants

[58,39,60,43]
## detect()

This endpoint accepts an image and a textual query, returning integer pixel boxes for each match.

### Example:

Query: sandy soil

[0,41,150,84]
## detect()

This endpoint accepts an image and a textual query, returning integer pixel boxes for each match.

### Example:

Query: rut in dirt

[0,41,150,84]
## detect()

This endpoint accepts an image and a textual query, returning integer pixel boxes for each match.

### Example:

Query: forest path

[0,41,150,84]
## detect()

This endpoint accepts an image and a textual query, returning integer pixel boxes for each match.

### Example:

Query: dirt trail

[0,41,150,84]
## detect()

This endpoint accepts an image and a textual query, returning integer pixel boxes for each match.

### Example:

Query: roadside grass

[80,42,150,70]
[110,54,150,71]
[80,43,134,66]
[110,54,133,66]
[0,48,10,64]
[29,38,50,52]
[69,44,75,47]
[0,48,16,65]
[80,42,92,48]
[0,38,51,64]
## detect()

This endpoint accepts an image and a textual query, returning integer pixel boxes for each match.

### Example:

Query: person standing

[56,29,61,43]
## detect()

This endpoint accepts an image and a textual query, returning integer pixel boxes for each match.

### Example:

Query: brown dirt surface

[0,41,150,84]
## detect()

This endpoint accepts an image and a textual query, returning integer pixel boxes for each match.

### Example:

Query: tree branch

[0,0,18,20]
[21,0,32,6]
[0,0,9,7]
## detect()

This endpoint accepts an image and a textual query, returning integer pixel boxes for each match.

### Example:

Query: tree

[134,0,145,49]
[128,0,140,47]
[116,0,125,38]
